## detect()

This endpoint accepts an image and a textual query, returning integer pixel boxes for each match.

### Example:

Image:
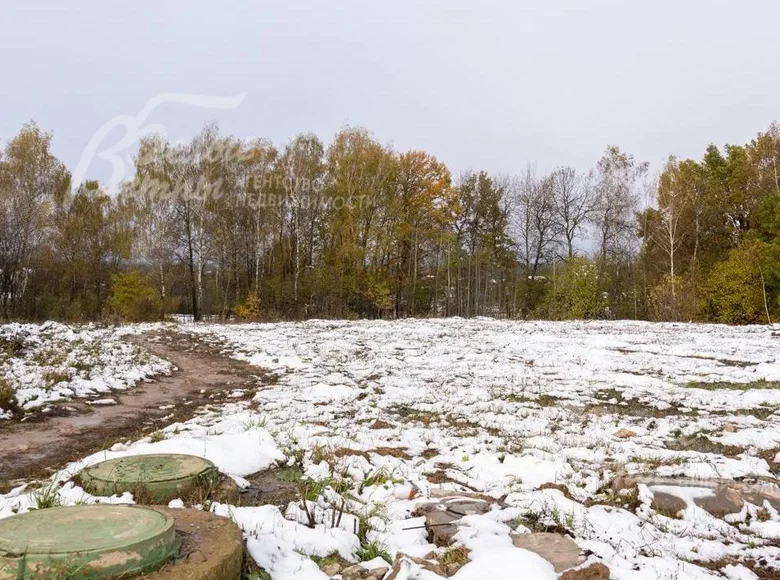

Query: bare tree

[592,146,647,264]
[550,166,596,259]
[510,166,556,315]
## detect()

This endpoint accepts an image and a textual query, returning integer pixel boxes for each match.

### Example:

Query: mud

[0,330,270,491]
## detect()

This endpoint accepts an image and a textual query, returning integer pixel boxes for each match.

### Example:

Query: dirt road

[0,331,267,491]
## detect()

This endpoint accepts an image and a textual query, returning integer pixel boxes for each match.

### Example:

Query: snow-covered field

[3,319,780,579]
[0,321,171,416]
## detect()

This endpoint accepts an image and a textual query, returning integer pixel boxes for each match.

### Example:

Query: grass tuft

[685,379,780,391]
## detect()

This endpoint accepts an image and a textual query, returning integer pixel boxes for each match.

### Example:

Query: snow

[57,407,286,480]
[451,546,555,579]
[3,318,780,579]
[0,321,171,414]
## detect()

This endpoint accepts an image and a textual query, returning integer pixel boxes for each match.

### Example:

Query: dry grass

[0,376,17,414]
[686,379,780,391]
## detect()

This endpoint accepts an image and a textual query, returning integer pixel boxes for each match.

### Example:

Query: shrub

[108,270,161,322]
[702,243,768,324]
[548,257,603,319]
[236,292,262,321]
[0,377,17,414]
[649,274,697,321]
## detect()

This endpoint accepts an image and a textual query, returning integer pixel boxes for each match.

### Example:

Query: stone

[321,563,343,576]
[367,567,390,580]
[539,482,572,497]
[340,563,390,580]
[613,429,636,439]
[386,553,444,580]
[317,553,351,577]
[650,491,687,517]
[723,423,738,433]
[649,484,744,518]
[615,475,780,517]
[511,533,582,573]
[420,497,492,546]
[424,509,460,547]
[560,562,611,579]
[693,486,744,517]
[608,475,638,493]
[444,562,462,576]
[341,564,367,579]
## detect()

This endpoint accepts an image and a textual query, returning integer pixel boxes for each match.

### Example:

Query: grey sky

[2,0,779,186]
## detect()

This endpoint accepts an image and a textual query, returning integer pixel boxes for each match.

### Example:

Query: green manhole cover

[0,504,177,579]
[79,454,220,503]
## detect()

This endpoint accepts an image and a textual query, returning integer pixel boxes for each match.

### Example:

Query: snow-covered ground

[3,319,780,579]
[0,321,171,416]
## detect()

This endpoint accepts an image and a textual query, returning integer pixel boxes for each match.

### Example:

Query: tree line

[1,121,779,324]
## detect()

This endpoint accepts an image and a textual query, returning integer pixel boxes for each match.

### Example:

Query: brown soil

[144,507,244,580]
[0,330,271,492]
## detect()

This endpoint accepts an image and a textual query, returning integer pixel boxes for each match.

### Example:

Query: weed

[311,443,336,466]
[0,335,25,359]
[355,540,391,564]
[31,484,61,510]
[358,468,399,493]
[536,394,560,407]
[0,377,17,414]
[441,546,470,570]
[149,430,166,443]
[243,416,267,430]
[43,369,72,388]
[311,552,351,571]
[276,467,304,483]
[667,432,742,456]
[515,502,576,534]
[686,379,780,391]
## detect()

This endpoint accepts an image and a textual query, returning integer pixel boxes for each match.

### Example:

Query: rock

[341,563,390,580]
[723,423,738,433]
[367,567,389,580]
[650,491,687,517]
[369,419,394,430]
[560,562,611,579]
[694,486,744,517]
[424,509,460,546]
[539,482,571,498]
[385,553,444,580]
[321,562,342,576]
[608,475,638,493]
[649,484,744,518]
[426,490,496,503]
[613,429,636,439]
[420,498,491,546]
[440,547,470,576]
[511,533,582,573]
[340,564,364,579]
[318,553,351,577]
[211,476,241,504]
[617,475,779,516]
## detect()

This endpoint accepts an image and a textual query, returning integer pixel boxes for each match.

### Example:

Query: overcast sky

[2,0,779,187]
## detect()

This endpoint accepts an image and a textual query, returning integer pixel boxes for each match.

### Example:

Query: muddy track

[0,330,269,491]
